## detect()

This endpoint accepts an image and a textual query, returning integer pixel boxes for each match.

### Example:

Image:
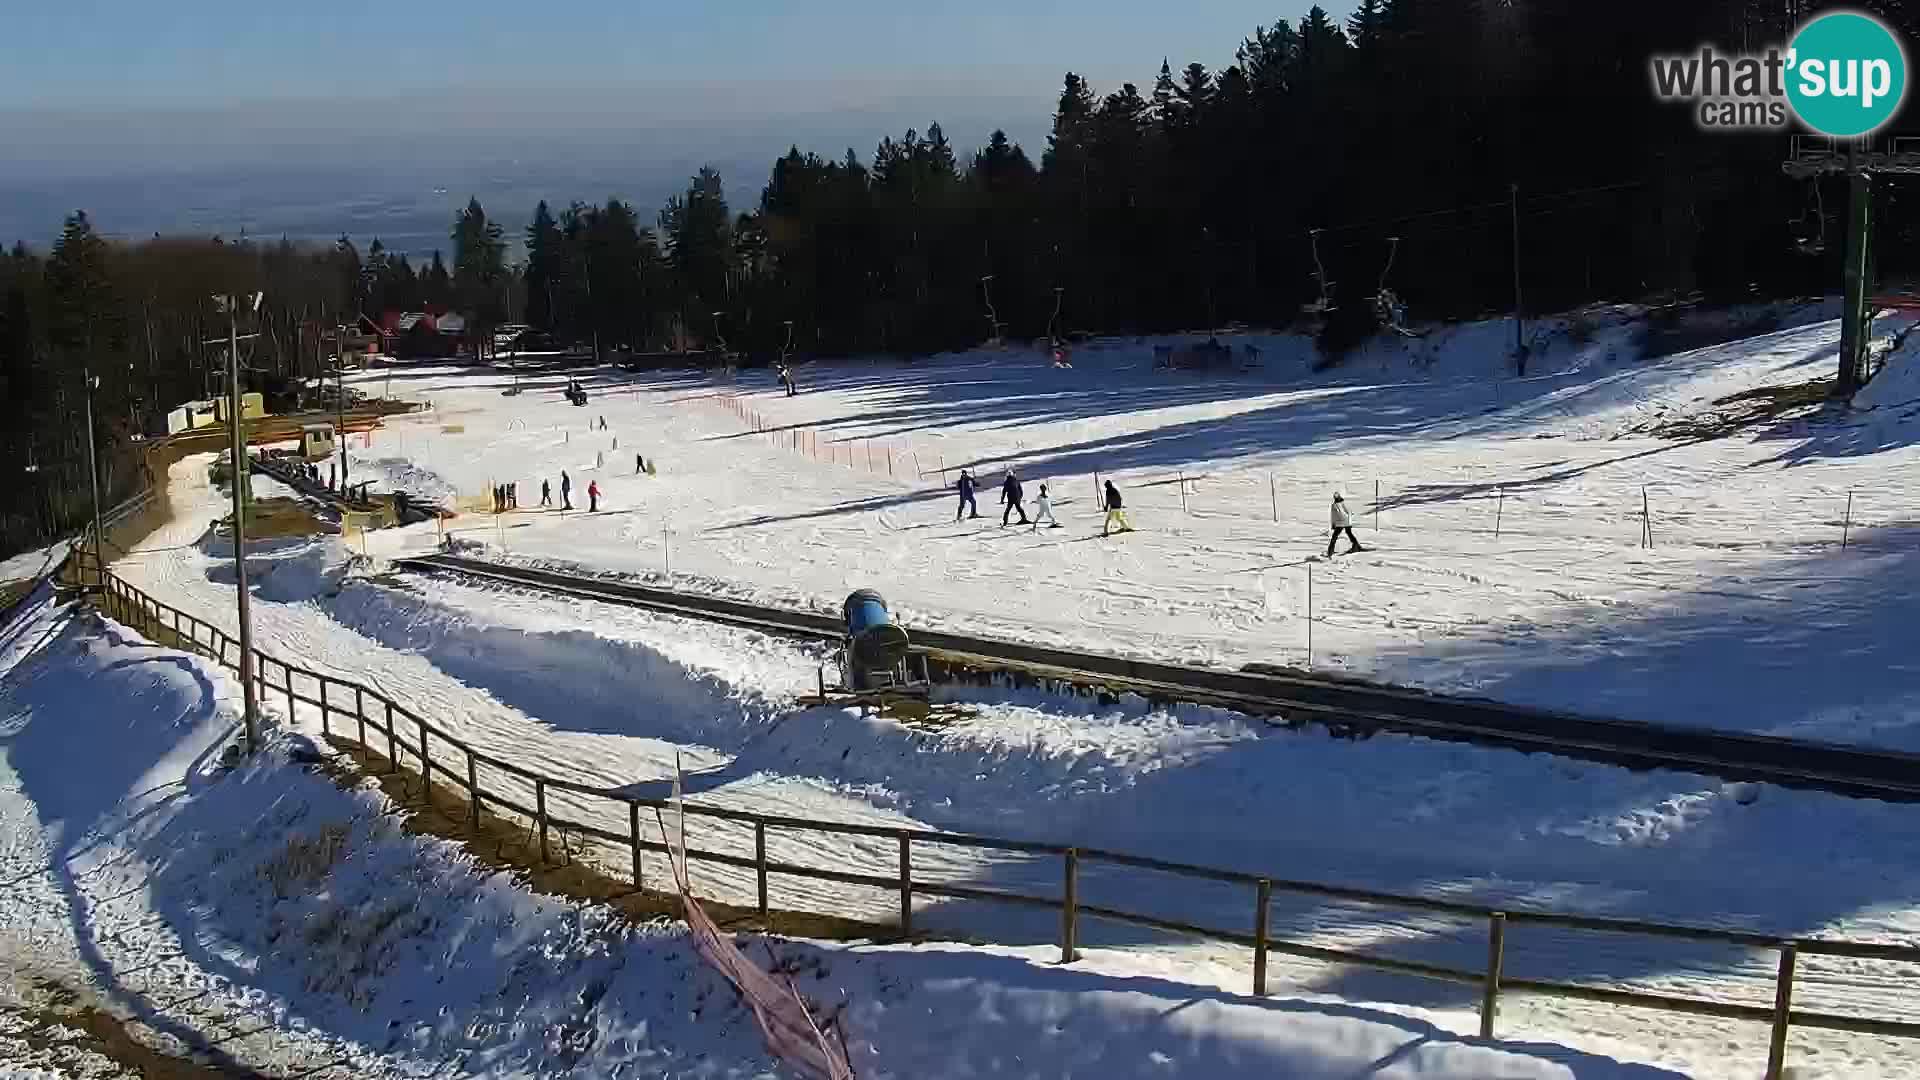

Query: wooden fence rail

[77,560,1920,1080]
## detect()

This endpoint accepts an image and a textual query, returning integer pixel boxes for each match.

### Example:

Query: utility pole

[335,322,348,491]
[221,293,260,752]
[1510,183,1526,375]
[80,366,103,582]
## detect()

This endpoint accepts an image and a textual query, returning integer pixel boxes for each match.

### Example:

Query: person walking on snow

[1032,483,1060,530]
[1327,492,1365,557]
[1103,480,1133,536]
[637,452,645,475]
[587,480,601,513]
[955,469,979,521]
[1001,470,1030,526]
[560,471,572,511]
[541,479,552,507]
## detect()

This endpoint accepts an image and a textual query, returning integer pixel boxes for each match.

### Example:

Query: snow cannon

[842,589,912,691]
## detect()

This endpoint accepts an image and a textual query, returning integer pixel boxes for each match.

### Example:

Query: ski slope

[1,596,1697,1079]
[94,449,1920,1076]
[349,309,1920,750]
[83,307,1920,1076]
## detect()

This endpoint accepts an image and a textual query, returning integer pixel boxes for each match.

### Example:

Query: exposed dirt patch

[1622,377,1836,439]
[0,974,269,1079]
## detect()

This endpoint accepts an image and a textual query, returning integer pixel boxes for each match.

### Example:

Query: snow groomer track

[394,553,1920,802]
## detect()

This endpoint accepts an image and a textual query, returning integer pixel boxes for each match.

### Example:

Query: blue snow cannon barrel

[842,589,911,690]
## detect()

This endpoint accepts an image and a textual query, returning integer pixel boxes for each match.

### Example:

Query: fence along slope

[78,563,1920,1080]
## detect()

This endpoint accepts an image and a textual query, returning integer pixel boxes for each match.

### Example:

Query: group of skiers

[953,469,1133,537]
[953,467,1367,555]
[503,470,600,514]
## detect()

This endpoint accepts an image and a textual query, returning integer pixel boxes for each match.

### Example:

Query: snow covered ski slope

[4,594,1718,1080]
[84,304,1920,1076]
[348,309,1920,750]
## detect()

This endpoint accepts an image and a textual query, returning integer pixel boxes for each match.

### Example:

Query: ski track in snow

[91,310,1920,1076]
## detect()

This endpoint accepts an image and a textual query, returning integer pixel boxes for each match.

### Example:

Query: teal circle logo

[1787,11,1908,137]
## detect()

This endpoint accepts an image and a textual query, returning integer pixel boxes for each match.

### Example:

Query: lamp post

[216,293,262,753]
[80,366,103,581]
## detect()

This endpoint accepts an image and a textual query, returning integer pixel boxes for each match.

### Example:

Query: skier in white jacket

[1031,483,1061,530]
[1326,492,1365,557]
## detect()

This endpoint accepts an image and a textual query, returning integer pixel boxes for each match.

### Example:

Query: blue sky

[6,1,1319,108]
[1,2,1341,248]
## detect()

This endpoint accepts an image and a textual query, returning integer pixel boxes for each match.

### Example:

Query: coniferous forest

[5,1,1920,551]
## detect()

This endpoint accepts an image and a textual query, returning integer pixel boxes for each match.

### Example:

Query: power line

[1311,177,1657,237]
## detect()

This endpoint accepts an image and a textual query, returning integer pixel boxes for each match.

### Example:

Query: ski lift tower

[1783,135,1920,395]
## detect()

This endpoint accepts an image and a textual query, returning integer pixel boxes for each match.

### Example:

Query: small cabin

[300,423,336,461]
[214,392,267,424]
[165,399,220,435]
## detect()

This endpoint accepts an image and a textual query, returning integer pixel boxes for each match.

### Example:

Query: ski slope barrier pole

[1495,487,1505,540]
[1843,489,1855,550]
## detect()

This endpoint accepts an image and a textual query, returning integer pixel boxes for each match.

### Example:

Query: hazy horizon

[3,2,1339,255]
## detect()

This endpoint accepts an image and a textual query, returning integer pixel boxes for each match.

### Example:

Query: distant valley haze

[1,0,1301,256]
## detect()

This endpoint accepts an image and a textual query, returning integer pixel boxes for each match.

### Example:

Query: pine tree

[45,211,116,357]
[424,251,452,306]
[1347,0,1385,54]
[524,200,563,333]
[451,197,506,353]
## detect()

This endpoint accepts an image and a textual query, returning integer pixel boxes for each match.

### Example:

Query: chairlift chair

[1370,236,1421,338]
[1301,229,1337,334]
[1790,181,1827,256]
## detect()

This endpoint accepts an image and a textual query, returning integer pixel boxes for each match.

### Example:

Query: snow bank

[0,602,1690,1079]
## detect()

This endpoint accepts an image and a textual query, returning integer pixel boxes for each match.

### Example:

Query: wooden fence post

[418,720,432,800]
[384,703,397,774]
[629,801,644,892]
[536,779,550,863]
[1374,478,1380,530]
[467,751,481,827]
[285,667,295,722]
[1842,490,1854,550]
[1061,848,1079,963]
[1269,472,1278,523]
[1642,485,1653,548]
[1481,911,1507,1039]
[318,680,330,737]
[1305,562,1314,670]
[355,687,366,748]
[1254,878,1272,996]
[1494,486,1505,540]
[1179,471,1189,514]
[757,822,770,919]
[1766,944,1798,1080]
[898,833,913,936]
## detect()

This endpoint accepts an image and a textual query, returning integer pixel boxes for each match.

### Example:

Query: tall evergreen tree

[524,200,563,334]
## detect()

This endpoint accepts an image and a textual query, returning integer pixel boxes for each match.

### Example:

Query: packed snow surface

[79,308,1920,1076]
[1,595,1711,1079]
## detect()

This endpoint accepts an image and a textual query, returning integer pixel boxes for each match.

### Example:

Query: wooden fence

[74,558,1920,1080]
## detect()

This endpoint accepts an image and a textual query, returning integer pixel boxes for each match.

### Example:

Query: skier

[1103,480,1133,536]
[1000,469,1029,527]
[1327,492,1366,557]
[507,481,518,509]
[955,469,979,521]
[560,471,572,511]
[541,479,552,507]
[637,452,645,475]
[1031,483,1060,530]
[587,480,601,513]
